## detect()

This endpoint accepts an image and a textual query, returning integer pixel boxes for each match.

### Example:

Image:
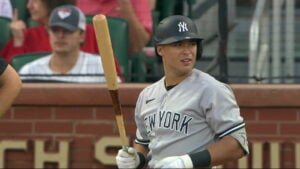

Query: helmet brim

[156,35,203,45]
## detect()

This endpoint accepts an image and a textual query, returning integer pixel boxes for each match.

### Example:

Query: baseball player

[116,15,249,168]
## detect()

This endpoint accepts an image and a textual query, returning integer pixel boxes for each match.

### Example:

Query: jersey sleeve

[134,89,150,146]
[203,83,245,139]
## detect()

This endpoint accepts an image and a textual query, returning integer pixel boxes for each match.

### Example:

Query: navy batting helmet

[154,15,203,59]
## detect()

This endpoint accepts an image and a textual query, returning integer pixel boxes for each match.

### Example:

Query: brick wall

[0,83,299,168]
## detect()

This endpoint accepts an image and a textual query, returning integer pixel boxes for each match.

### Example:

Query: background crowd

[0,0,187,83]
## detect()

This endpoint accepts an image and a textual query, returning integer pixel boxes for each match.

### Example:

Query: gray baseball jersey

[134,69,247,167]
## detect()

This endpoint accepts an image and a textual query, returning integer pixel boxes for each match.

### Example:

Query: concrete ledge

[231,84,300,107]
[15,83,300,107]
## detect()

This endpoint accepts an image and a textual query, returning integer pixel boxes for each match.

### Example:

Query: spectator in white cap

[19,5,122,83]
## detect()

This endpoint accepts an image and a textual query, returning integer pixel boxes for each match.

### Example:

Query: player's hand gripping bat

[92,14,128,149]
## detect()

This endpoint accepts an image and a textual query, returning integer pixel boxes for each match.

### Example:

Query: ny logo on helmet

[178,21,188,32]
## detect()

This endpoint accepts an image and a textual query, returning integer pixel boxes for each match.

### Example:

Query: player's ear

[156,45,163,56]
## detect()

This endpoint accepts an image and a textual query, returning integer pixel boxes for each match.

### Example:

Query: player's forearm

[134,142,148,158]
[207,135,245,166]
[133,143,149,168]
[0,66,22,117]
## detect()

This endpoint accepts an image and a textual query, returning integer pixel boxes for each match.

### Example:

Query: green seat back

[10,0,29,23]
[156,0,176,21]
[0,17,11,51]
[27,18,38,27]
[86,15,129,81]
[11,52,50,72]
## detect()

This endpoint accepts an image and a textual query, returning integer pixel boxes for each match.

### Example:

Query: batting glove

[154,154,193,168]
[116,147,140,169]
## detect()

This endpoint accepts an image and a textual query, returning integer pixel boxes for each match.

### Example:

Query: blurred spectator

[0,0,99,63]
[0,0,13,19]
[149,0,156,11]
[76,0,153,54]
[19,5,122,83]
[0,57,22,116]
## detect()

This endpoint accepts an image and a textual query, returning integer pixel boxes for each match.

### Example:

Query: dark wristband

[136,152,146,169]
[189,149,211,167]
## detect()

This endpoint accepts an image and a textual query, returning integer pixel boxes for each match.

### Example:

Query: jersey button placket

[159,93,168,110]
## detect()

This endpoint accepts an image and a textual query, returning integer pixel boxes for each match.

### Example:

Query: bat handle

[122,145,136,156]
[122,146,134,155]
[122,145,129,151]
[122,146,135,156]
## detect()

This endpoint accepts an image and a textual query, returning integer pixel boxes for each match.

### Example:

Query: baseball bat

[92,14,128,147]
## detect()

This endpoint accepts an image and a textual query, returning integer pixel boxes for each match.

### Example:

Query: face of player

[49,27,84,54]
[27,0,49,24]
[157,40,197,79]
